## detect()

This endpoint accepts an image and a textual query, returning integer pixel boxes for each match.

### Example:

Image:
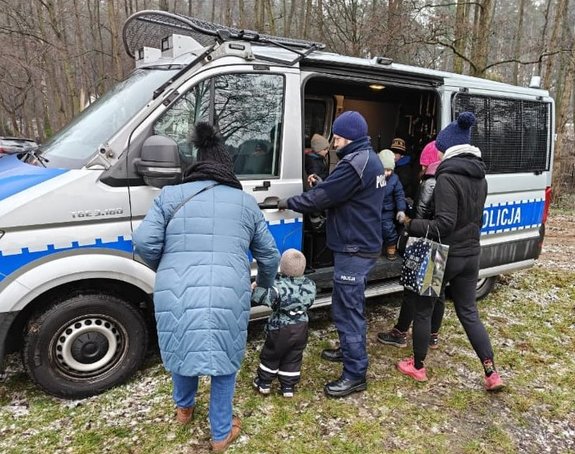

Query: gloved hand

[396,211,406,223]
[278,199,289,210]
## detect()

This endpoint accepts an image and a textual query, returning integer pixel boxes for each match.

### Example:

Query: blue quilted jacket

[133,180,280,376]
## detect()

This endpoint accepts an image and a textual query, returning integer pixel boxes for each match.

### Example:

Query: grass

[1,208,574,453]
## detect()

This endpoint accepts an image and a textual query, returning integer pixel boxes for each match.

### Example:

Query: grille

[453,93,551,174]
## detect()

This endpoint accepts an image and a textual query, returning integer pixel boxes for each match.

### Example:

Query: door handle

[258,196,279,209]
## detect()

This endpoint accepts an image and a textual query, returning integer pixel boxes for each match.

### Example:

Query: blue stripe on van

[481,198,545,234]
[0,237,134,282]
[0,218,303,283]
[0,154,67,201]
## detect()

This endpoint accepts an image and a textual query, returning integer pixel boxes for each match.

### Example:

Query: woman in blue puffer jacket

[133,122,279,452]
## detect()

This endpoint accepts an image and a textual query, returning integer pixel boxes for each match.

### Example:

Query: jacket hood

[437,150,486,180]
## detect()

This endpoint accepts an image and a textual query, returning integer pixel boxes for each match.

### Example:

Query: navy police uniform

[285,134,385,380]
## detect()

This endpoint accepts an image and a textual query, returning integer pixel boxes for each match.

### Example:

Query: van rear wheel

[22,293,148,399]
[476,276,497,300]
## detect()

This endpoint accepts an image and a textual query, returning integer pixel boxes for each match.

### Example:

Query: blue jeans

[172,372,236,441]
[331,252,377,380]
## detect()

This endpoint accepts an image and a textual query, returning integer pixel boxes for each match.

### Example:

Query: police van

[0,10,554,398]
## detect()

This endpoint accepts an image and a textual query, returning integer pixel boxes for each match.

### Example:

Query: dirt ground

[537,211,575,270]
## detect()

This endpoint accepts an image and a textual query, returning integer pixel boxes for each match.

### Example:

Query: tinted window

[453,93,550,174]
[154,73,284,178]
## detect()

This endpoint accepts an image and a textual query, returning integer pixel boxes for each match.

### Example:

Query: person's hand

[251,281,257,291]
[403,215,412,227]
[307,174,323,187]
[277,199,289,210]
[396,211,406,223]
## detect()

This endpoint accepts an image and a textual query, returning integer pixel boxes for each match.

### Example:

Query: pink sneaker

[484,371,505,392]
[397,357,428,382]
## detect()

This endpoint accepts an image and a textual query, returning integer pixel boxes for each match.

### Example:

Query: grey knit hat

[310,134,330,152]
[280,248,307,277]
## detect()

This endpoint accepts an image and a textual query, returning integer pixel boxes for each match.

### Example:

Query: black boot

[324,376,367,398]
[321,348,343,362]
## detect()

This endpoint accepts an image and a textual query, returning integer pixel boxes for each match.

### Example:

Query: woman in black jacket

[396,112,504,392]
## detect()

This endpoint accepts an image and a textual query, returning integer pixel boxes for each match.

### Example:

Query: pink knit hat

[419,140,441,167]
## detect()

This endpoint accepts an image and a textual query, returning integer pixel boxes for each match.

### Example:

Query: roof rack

[122,10,325,59]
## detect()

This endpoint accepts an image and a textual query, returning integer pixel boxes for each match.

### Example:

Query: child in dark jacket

[378,149,407,260]
[251,248,316,397]
[305,134,330,182]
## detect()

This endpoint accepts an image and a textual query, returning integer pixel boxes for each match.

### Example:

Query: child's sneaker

[484,371,505,392]
[377,328,408,348]
[396,357,428,382]
[429,333,439,350]
[281,385,295,398]
[252,377,271,395]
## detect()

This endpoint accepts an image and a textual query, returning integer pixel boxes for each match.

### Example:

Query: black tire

[22,293,148,399]
[476,276,497,300]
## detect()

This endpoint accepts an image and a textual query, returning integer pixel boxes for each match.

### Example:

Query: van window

[40,68,178,169]
[304,99,329,148]
[453,93,550,174]
[154,73,285,177]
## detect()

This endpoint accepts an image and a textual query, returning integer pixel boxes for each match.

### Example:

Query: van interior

[302,76,440,292]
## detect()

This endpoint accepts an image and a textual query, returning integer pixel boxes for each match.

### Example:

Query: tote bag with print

[399,236,449,297]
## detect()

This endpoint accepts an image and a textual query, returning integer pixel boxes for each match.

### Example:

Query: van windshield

[40,67,178,169]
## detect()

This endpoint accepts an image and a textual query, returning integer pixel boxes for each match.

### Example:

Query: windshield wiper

[20,146,50,167]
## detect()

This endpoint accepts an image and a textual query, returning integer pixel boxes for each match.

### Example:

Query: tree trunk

[511,0,526,85]
[542,0,568,88]
[453,0,469,74]
[470,0,495,77]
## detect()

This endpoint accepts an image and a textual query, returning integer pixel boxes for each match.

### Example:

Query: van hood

[0,155,67,202]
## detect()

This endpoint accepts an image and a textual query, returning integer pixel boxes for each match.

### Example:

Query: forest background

[0,0,573,197]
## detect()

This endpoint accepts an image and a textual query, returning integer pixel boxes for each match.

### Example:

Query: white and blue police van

[0,11,554,398]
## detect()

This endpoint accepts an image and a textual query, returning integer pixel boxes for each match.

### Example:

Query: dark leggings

[412,254,494,369]
[395,289,445,334]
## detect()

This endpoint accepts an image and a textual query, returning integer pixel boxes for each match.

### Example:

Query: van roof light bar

[123,10,325,59]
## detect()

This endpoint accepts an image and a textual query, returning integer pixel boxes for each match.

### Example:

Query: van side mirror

[135,135,182,188]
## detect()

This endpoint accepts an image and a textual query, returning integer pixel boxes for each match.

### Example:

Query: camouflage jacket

[251,274,316,331]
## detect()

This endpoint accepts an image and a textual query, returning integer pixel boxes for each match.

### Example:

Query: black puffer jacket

[409,146,487,257]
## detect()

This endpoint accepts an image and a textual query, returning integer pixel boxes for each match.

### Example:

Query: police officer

[278,111,385,397]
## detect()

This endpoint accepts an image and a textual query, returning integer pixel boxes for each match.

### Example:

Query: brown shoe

[175,406,194,425]
[386,245,397,261]
[211,416,242,452]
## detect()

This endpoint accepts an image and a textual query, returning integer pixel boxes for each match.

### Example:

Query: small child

[378,149,407,260]
[251,248,316,397]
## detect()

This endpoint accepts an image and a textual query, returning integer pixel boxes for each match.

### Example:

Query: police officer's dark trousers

[257,322,308,387]
[331,252,377,380]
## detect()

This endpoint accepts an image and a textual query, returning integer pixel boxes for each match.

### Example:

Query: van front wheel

[22,293,148,399]
[476,276,497,300]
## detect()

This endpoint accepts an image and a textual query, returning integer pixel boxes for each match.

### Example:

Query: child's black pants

[258,322,308,387]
